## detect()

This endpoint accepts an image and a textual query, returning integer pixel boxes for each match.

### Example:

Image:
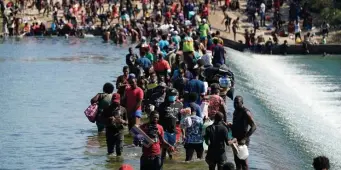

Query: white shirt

[295,23,301,33]
[260,3,265,13]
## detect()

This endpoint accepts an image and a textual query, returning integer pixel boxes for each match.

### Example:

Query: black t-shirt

[126,53,138,66]
[205,121,229,157]
[158,101,183,133]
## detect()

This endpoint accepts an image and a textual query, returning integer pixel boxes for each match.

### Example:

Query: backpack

[84,103,98,123]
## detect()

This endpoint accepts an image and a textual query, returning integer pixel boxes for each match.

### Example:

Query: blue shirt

[136,57,152,70]
[213,45,225,65]
[185,115,203,144]
[172,69,193,81]
[185,79,205,105]
[159,40,169,51]
[51,23,57,31]
[190,102,202,118]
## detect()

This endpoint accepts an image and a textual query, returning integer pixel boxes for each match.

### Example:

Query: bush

[321,8,341,25]
[308,0,334,12]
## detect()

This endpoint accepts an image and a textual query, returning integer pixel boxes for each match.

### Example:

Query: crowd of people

[84,0,260,167]
[239,0,332,54]
[90,46,257,170]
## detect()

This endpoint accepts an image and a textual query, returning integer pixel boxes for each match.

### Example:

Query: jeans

[161,132,176,166]
[105,127,123,155]
[140,155,162,170]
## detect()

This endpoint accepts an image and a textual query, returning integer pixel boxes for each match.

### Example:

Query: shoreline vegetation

[1,0,341,45]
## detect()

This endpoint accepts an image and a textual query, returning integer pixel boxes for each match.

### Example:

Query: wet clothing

[140,155,162,170]
[205,121,229,170]
[106,128,123,155]
[102,104,127,155]
[184,142,204,161]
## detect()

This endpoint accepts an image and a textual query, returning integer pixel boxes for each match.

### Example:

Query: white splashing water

[227,48,341,168]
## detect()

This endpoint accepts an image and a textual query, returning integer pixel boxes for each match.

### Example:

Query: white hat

[202,19,207,23]
[174,31,178,35]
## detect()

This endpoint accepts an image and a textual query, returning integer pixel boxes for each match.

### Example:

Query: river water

[0,37,340,170]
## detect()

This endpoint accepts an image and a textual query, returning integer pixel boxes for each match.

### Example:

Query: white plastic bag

[237,145,249,160]
[202,120,213,151]
[200,101,209,118]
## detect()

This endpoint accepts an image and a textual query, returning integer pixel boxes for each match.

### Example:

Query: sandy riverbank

[2,0,340,44]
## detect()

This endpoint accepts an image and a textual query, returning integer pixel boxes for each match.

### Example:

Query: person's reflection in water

[85,134,107,154]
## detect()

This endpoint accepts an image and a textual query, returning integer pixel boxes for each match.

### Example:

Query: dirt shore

[2,0,340,44]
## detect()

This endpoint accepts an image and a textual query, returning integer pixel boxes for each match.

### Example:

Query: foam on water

[227,48,341,168]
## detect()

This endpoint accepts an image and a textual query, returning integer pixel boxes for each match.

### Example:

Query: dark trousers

[234,154,248,170]
[206,151,226,170]
[105,128,123,155]
[184,143,204,161]
[140,155,162,170]
[295,32,301,40]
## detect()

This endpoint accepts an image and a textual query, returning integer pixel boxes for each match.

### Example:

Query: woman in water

[90,83,114,133]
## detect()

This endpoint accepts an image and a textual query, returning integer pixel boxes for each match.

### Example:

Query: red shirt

[140,124,164,156]
[153,59,170,72]
[125,87,144,112]
[165,11,171,19]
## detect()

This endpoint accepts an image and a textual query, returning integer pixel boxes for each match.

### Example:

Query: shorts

[134,110,142,118]
[164,132,176,146]
[200,36,207,41]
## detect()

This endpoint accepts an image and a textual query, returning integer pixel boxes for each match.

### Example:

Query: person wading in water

[204,112,231,170]
[229,96,256,170]
[136,111,175,170]
[125,76,144,130]
[102,93,128,156]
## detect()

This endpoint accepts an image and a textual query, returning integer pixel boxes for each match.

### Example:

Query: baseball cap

[111,93,120,104]
[119,164,134,170]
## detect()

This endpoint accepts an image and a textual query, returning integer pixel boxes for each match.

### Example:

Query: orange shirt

[153,59,170,72]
